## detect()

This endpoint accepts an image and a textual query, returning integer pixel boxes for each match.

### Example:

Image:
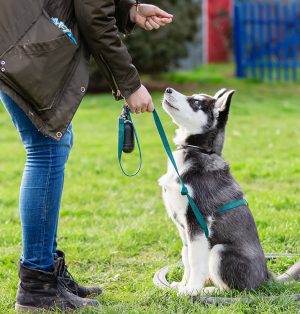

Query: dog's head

[162,88,235,153]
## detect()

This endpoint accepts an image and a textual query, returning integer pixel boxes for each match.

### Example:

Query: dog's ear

[215,90,235,129]
[214,88,227,99]
[215,90,235,112]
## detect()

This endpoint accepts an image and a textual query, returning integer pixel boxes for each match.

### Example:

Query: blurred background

[1,1,300,312]
[88,0,300,93]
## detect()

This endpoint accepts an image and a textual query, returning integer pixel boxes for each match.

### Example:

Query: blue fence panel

[234,0,300,82]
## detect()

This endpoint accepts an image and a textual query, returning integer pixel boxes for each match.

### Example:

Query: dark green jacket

[0,0,140,140]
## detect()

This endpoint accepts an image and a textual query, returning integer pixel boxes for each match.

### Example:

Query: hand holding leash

[126,84,154,114]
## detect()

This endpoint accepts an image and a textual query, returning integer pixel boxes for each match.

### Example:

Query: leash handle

[118,108,142,177]
[152,110,209,237]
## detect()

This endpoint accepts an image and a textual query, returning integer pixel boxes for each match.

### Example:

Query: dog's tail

[276,259,300,283]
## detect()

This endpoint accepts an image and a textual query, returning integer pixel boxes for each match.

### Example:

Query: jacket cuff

[115,0,136,34]
[118,70,141,100]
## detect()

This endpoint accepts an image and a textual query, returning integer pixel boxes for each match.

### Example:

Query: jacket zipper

[99,53,121,98]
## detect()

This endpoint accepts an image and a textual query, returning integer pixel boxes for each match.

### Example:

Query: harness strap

[218,198,248,213]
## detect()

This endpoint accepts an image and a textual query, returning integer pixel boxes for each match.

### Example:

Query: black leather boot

[56,250,103,298]
[15,262,100,312]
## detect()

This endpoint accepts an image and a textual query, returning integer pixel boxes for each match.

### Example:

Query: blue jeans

[0,91,73,271]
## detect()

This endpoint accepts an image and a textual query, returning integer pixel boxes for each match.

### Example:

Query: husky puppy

[159,88,271,296]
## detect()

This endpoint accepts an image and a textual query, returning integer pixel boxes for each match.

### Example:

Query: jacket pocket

[0,13,78,111]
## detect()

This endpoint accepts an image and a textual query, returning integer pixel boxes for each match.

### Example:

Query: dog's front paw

[170,281,180,289]
[178,284,202,296]
[170,281,186,290]
[200,286,220,295]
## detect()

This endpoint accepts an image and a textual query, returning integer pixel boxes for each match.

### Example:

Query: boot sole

[15,302,100,312]
[15,303,51,312]
[15,303,76,312]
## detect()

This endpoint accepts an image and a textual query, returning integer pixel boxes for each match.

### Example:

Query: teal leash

[152,110,210,237]
[118,108,247,237]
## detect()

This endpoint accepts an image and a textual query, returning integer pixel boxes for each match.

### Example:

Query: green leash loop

[118,109,142,177]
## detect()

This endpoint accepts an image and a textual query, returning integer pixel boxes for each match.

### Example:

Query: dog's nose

[166,88,173,94]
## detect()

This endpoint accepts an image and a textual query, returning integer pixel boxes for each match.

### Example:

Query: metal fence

[234,0,300,81]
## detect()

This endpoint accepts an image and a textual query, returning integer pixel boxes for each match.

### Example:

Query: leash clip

[120,106,135,154]
[181,186,188,196]
[120,105,129,121]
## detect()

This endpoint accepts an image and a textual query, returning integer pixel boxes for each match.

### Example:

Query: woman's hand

[130,4,173,30]
[126,85,154,114]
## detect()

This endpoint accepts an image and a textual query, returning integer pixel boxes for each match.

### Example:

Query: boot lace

[56,260,79,295]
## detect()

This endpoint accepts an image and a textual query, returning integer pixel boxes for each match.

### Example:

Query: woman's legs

[0,91,73,271]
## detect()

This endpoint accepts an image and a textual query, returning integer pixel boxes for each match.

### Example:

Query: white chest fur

[158,150,190,227]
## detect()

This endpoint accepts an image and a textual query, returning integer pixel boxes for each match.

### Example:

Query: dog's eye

[188,97,204,112]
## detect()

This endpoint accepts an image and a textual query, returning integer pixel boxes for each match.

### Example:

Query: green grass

[0,64,300,313]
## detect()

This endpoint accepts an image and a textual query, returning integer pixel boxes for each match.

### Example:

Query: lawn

[0,65,299,313]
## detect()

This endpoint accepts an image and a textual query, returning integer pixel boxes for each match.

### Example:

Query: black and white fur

[159,88,271,296]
